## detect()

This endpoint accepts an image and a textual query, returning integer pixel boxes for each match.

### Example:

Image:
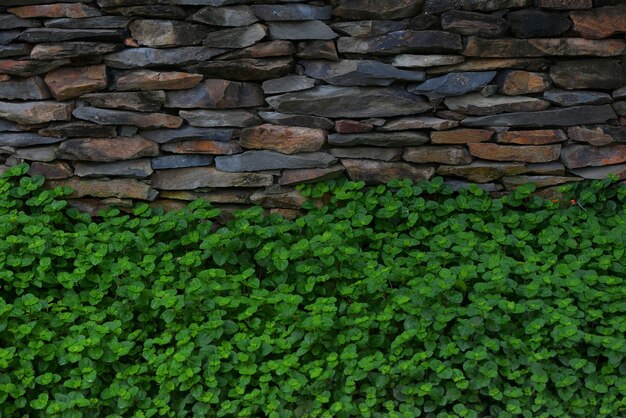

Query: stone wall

[1,0,625,215]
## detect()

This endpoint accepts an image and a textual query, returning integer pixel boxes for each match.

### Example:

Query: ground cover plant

[0,163,625,417]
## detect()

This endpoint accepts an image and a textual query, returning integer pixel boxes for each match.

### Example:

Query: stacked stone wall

[1,0,625,215]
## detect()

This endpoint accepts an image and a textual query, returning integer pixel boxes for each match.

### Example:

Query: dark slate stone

[258,111,334,130]
[180,109,261,128]
[424,0,532,13]
[74,159,154,178]
[39,122,117,138]
[140,126,238,143]
[189,6,258,26]
[328,131,429,147]
[614,101,626,117]
[0,76,50,100]
[550,59,625,90]
[261,75,315,94]
[268,21,338,40]
[0,14,41,29]
[296,40,338,60]
[105,5,189,19]
[130,19,206,48]
[29,42,120,60]
[19,28,125,43]
[300,59,425,86]
[543,89,613,106]
[0,59,70,77]
[409,14,439,30]
[82,91,166,112]
[507,9,572,38]
[186,57,293,81]
[462,105,617,128]
[337,31,463,55]
[0,44,31,59]
[104,47,226,69]
[0,31,22,45]
[408,71,497,99]
[203,23,267,48]
[602,126,626,142]
[441,10,509,38]
[44,16,130,29]
[251,4,332,20]
[0,133,62,147]
[152,155,214,169]
[0,120,22,132]
[333,0,423,19]
[332,20,407,37]
[215,150,337,172]
[5,0,95,4]
[73,107,182,129]
[165,79,264,109]
[614,87,626,100]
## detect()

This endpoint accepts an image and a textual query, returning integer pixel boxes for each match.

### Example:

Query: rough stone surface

[330,147,402,161]
[216,150,336,172]
[301,59,424,86]
[82,91,166,112]
[190,6,259,26]
[104,47,226,69]
[216,41,295,60]
[337,31,463,55]
[161,140,242,155]
[437,162,528,183]
[444,93,550,116]
[536,0,592,9]
[29,161,72,179]
[328,131,429,147]
[58,136,158,162]
[381,116,459,131]
[73,107,183,129]
[550,60,625,90]
[464,37,625,57]
[180,110,261,127]
[39,122,116,138]
[0,58,70,77]
[240,124,326,154]
[567,126,615,146]
[203,24,267,49]
[44,64,107,100]
[140,126,238,144]
[427,58,549,75]
[335,119,373,133]
[462,105,617,128]
[570,163,626,180]
[151,167,274,190]
[130,19,206,48]
[507,9,572,38]
[425,0,532,13]
[165,79,264,109]
[187,57,293,81]
[0,132,62,147]
[262,75,315,95]
[20,28,124,43]
[441,10,508,38]
[258,112,334,130]
[333,0,423,19]
[74,159,153,178]
[30,42,120,60]
[332,20,407,38]
[268,21,337,40]
[0,101,72,124]
[46,177,155,200]
[561,144,626,169]
[250,187,306,209]
[409,71,496,99]
[8,4,102,19]
[252,4,332,21]
[391,54,464,68]
[341,159,435,184]
[403,146,472,165]
[279,165,345,185]
[0,76,50,100]
[571,6,626,39]
[497,130,567,145]
[468,143,561,162]
[431,129,494,144]
[14,145,57,162]
[114,70,203,91]
[296,40,339,61]
[497,70,551,96]
[151,155,214,170]
[502,175,581,189]
[543,89,613,107]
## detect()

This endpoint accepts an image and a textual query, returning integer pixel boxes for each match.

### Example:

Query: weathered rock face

[468,143,562,163]
[341,159,435,184]
[507,9,572,38]
[104,47,226,69]
[464,37,625,57]
[165,79,264,109]
[82,91,166,112]
[549,60,625,90]
[58,137,158,162]
[441,11,509,38]
[301,59,424,86]
[44,64,107,100]
[462,105,617,128]
[187,57,294,81]
[73,107,183,129]
[0,76,50,100]
[408,71,496,99]
[328,131,429,147]
[239,124,326,154]
[0,101,73,124]
[130,19,206,48]
[497,70,551,95]
[403,145,472,165]
[444,93,550,115]
[570,5,626,39]
[151,167,273,190]
[215,150,337,172]
[203,24,267,49]
[337,31,463,55]
[497,130,567,145]
[268,21,337,40]
[113,70,203,91]
[561,144,626,169]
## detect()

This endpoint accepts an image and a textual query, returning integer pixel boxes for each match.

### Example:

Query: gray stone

[140,126,238,143]
[543,89,613,106]
[251,4,332,20]
[333,0,424,19]
[44,16,130,29]
[75,159,153,178]
[296,40,338,60]
[391,54,464,68]
[130,19,206,47]
[1,31,25,45]
[561,144,626,169]
[445,180,502,192]
[0,58,69,77]
[614,87,626,100]
[190,6,258,26]
[570,163,626,180]
[409,14,439,30]
[444,93,550,115]
[300,59,425,86]
[279,165,345,185]
[151,155,214,170]
[0,101,73,124]
[437,161,528,182]
[380,116,460,131]
[330,147,402,161]
[39,122,117,138]
[105,5,189,19]
[73,107,183,129]
[0,120,22,132]
[204,23,267,48]
[266,85,431,118]
[613,101,626,117]
[462,105,617,128]
[0,13,41,29]
[0,132,62,147]
[525,162,566,175]
[0,76,50,100]
[0,44,32,59]
[14,146,57,162]
[328,131,429,147]
[337,30,463,55]
[30,42,120,59]
[268,21,337,40]
[550,60,625,90]
[151,166,274,190]
[441,10,509,38]
[215,150,336,172]
[507,9,572,38]
[408,71,496,99]
[58,136,158,162]
[82,91,166,112]
[258,111,334,130]
[187,57,293,81]
[262,75,315,94]
[332,20,407,37]
[502,175,582,189]
[216,40,295,60]
[425,0,533,14]
[180,109,261,127]
[341,159,435,184]
[403,145,473,165]
[104,47,226,69]
[165,79,264,109]
[19,28,124,43]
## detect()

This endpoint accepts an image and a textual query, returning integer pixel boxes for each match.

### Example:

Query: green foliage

[1,163,625,417]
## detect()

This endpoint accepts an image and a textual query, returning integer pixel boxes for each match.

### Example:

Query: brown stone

[239,124,326,154]
[39,122,116,138]
[74,159,153,178]
[330,147,403,161]
[497,130,567,145]
[0,76,50,100]
[550,59,625,90]
[381,116,459,131]
[536,0,592,9]
[502,175,582,190]
[29,161,72,179]
[130,19,206,48]
[0,58,70,77]
[0,101,72,124]
[561,144,626,169]
[58,137,158,162]
[187,57,294,81]
[279,165,345,185]
[468,143,561,162]
[114,70,203,91]
[296,40,339,60]
[570,6,626,39]
[160,189,254,204]
[430,129,494,144]
[8,4,102,18]
[497,70,551,95]
[335,119,373,133]
[0,75,9,82]
[427,58,549,75]
[46,178,155,200]
[341,158,435,184]
[443,93,550,115]
[567,126,614,146]
[151,167,274,190]
[215,41,295,60]
[161,140,242,155]
[30,42,120,60]
[82,91,166,112]
[526,162,566,175]
[441,10,509,38]
[463,37,625,57]
[44,64,107,100]
[403,146,472,165]
[250,187,306,209]
[73,107,183,129]
[165,79,264,109]
[437,162,528,183]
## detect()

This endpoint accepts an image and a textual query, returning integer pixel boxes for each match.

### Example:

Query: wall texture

[1,0,625,215]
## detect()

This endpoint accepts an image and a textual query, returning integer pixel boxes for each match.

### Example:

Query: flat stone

[337,30,462,55]
[502,175,581,190]
[39,122,116,139]
[203,23,267,48]
[464,37,625,57]
[58,136,158,162]
[332,20,407,37]
[525,162,566,175]
[497,70,551,95]
[250,188,306,209]
[445,180,502,192]
[151,155,214,170]
[330,147,402,161]
[216,150,336,172]
[0,119,23,132]
[424,0,532,13]
[0,76,50,99]
[572,6,626,38]
[267,85,431,118]
[409,14,438,30]
[0,132,62,147]
[468,143,561,162]
[165,79,264,109]
[0,58,69,77]
[29,161,72,179]
[613,87,626,101]
[543,89,613,107]
[391,54,464,68]
[74,159,153,178]
[114,70,203,91]
[536,0,592,9]
[561,144,626,169]
[300,59,424,86]
[140,126,238,143]
[262,75,315,95]
[0,13,41,29]
[437,161,528,182]
[333,0,423,19]
[8,4,101,18]
[381,116,459,131]
[104,5,189,19]
[444,93,550,115]
[47,177,155,200]
[161,140,242,155]
[104,46,226,69]
[159,189,254,204]
[44,64,107,100]
[403,145,472,165]
[187,57,293,81]
[130,19,206,48]
[0,44,32,59]
[341,158,435,184]
[268,21,337,40]
[431,129,494,144]
[427,58,549,75]
[462,105,617,128]
[13,145,57,161]
[335,119,373,133]
[0,101,72,124]
[215,40,295,60]
[613,101,626,117]
[497,129,567,145]
[408,71,496,99]
[570,163,626,180]
[0,30,22,45]
[507,9,572,38]
[567,126,614,146]
[82,91,166,112]
[550,59,625,90]
[73,107,183,129]
[258,111,333,130]
[189,5,258,26]
[441,10,508,38]
[251,4,332,21]
[180,109,261,127]
[151,166,273,190]
[296,40,338,60]
[279,165,345,185]
[44,16,130,29]
[328,131,429,147]
[19,28,124,43]
[240,124,326,154]
[30,42,120,60]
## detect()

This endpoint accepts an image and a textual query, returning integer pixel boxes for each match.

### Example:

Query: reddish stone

[44,64,107,100]
[382,116,459,131]
[8,4,102,19]
[29,161,72,179]
[341,159,435,184]
[58,137,158,162]
[464,37,625,57]
[279,165,345,185]
[468,143,561,162]
[161,140,242,155]
[216,41,295,60]
[497,130,567,145]
[335,119,373,133]
[0,75,10,82]
[46,178,155,200]
[114,70,203,91]
[0,58,70,77]
[437,162,528,183]
[403,146,472,165]
[151,167,274,190]
[536,0,592,9]
[430,129,494,144]
[571,6,626,39]
[0,101,73,125]
[498,70,551,95]
[567,126,614,146]
[250,188,306,209]
[561,144,626,169]
[239,124,326,154]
